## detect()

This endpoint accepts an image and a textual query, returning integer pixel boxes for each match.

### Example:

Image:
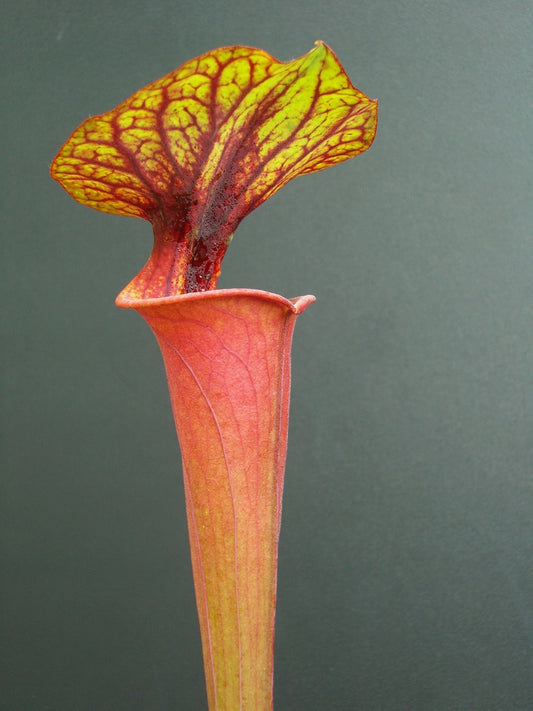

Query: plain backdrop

[2,1,532,709]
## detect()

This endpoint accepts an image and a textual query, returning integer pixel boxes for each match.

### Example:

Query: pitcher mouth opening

[116,286,316,315]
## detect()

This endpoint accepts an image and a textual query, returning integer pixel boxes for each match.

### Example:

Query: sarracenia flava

[51,42,377,710]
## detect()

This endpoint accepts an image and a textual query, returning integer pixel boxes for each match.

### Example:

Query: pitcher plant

[51,41,377,710]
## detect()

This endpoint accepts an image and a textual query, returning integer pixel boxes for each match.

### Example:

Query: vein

[159,333,244,708]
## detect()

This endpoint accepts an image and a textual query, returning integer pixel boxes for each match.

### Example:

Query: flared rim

[116,287,316,315]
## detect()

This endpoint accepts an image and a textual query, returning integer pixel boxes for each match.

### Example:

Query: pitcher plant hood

[51,41,377,297]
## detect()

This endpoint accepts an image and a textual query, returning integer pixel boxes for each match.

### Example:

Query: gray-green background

[2,1,532,709]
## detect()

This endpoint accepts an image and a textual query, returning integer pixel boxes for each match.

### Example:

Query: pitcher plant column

[51,42,377,710]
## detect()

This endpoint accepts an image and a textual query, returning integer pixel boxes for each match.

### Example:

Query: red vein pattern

[51,42,377,295]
